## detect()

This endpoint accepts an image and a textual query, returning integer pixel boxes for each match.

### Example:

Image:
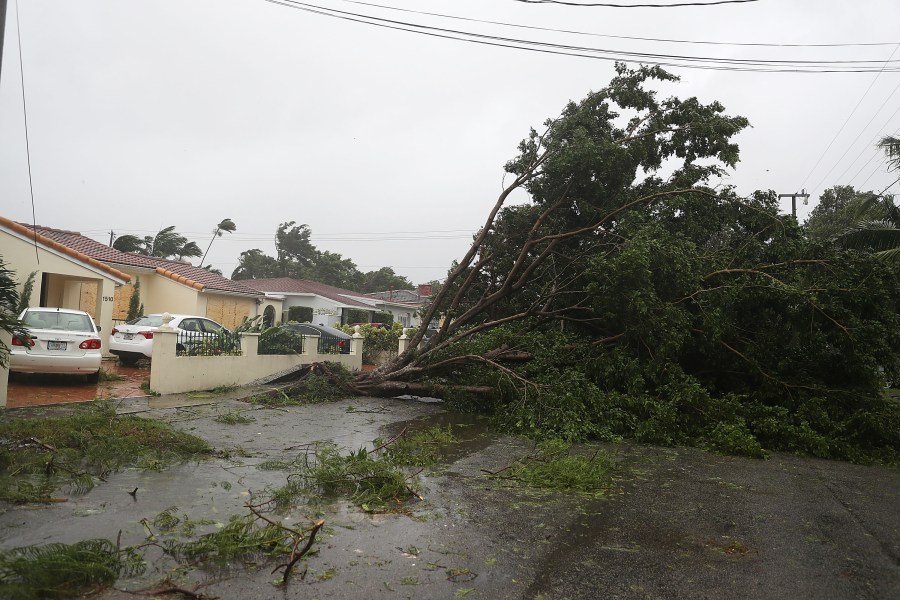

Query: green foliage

[14,271,36,315]
[372,311,394,325]
[163,514,293,563]
[288,306,314,323]
[280,442,416,511]
[377,426,457,467]
[0,257,25,368]
[502,440,616,496]
[345,308,369,324]
[249,364,353,406]
[0,403,211,503]
[258,326,305,355]
[113,226,202,260]
[214,411,255,425]
[357,267,413,294]
[97,368,125,382]
[0,539,145,599]
[805,186,880,240]
[125,277,142,322]
[339,323,401,364]
[231,222,413,290]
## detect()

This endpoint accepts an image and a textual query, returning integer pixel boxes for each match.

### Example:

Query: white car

[109,314,227,365]
[10,308,103,383]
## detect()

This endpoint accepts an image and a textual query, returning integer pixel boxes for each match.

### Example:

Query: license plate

[47,341,66,351]
[124,333,134,340]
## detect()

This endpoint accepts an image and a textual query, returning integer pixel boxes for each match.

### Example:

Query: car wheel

[86,370,101,384]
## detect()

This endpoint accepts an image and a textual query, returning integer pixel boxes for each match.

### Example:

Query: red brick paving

[6,361,150,409]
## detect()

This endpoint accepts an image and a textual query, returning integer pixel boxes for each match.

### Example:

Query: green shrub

[288,306,314,323]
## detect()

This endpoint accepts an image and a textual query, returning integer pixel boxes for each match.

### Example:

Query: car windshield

[128,315,164,327]
[24,311,93,332]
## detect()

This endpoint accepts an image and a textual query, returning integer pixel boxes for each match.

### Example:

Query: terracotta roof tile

[27,224,261,297]
[241,277,379,308]
[243,277,418,309]
[0,216,130,283]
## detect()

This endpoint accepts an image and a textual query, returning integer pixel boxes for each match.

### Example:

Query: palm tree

[200,219,236,268]
[880,135,900,171]
[837,196,900,262]
[834,137,900,263]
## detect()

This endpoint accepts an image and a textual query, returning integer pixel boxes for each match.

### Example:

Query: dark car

[283,323,352,354]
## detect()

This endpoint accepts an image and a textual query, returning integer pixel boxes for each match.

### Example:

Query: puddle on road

[385,411,498,466]
[0,398,502,596]
[6,361,150,408]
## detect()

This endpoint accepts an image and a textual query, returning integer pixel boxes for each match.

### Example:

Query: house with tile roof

[13,221,275,334]
[243,277,421,328]
[0,216,131,391]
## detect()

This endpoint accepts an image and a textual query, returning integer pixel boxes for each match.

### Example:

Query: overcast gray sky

[2,0,899,285]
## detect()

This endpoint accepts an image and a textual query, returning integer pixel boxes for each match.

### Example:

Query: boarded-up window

[79,282,99,318]
[206,296,253,329]
[113,284,133,321]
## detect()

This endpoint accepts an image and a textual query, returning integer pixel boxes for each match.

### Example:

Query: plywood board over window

[206,296,254,329]
[112,283,134,321]
[79,282,99,318]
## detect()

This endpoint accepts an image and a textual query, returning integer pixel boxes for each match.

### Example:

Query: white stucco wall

[149,330,363,395]
[1,226,125,352]
[281,294,343,327]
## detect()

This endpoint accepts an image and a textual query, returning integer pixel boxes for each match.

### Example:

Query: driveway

[5,360,150,408]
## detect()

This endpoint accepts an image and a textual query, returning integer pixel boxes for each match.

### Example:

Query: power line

[15,0,38,264]
[337,0,898,48]
[808,79,900,196]
[260,1,900,73]
[512,0,761,7]
[833,103,900,184]
[797,43,900,192]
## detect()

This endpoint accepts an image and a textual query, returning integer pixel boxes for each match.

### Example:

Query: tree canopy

[0,257,24,368]
[113,226,202,260]
[232,222,412,292]
[340,64,899,464]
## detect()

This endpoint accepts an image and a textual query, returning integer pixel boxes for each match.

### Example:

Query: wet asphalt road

[0,393,897,599]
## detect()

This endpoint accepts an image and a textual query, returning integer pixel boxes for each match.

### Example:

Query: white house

[243,277,421,328]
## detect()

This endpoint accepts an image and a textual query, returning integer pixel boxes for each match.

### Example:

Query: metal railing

[258,329,306,355]
[176,331,243,357]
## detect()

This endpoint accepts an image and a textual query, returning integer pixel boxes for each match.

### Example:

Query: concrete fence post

[306,335,320,361]
[351,331,363,356]
[398,332,408,354]
[241,333,260,357]
[149,329,178,394]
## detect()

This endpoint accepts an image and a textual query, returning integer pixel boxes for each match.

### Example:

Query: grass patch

[210,384,238,395]
[0,402,211,503]
[0,539,145,599]
[498,440,616,497]
[139,379,159,396]
[214,411,255,425]
[97,368,125,382]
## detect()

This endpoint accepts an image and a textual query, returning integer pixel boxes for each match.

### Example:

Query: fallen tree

[327,63,899,463]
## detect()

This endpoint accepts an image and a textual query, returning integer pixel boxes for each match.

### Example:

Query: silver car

[10,308,103,383]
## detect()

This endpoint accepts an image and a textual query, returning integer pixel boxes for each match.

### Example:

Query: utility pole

[778,189,810,219]
[0,0,8,82]
[108,230,115,247]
